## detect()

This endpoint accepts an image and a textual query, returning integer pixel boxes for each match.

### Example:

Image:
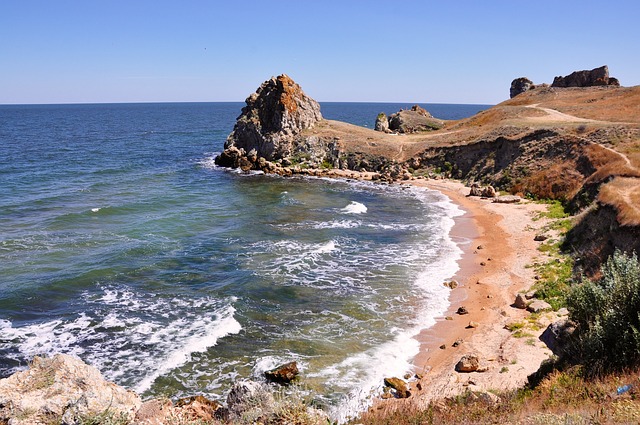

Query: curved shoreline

[393,179,557,410]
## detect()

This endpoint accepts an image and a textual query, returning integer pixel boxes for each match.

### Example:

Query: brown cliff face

[220,74,322,162]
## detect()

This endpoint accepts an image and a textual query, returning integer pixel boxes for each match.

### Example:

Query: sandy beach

[374,178,565,411]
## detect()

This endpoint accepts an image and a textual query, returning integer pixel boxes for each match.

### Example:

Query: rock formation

[387,105,443,133]
[264,361,299,384]
[216,74,322,167]
[551,65,620,88]
[375,112,390,132]
[510,77,535,98]
[0,354,141,425]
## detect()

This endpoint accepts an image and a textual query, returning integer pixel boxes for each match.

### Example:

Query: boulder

[510,77,535,98]
[527,299,552,313]
[481,186,497,198]
[455,355,480,373]
[551,65,620,88]
[469,183,483,196]
[539,318,576,356]
[264,361,299,384]
[457,306,469,315]
[226,380,274,414]
[217,74,323,164]
[0,354,141,425]
[514,293,528,309]
[375,112,390,132]
[493,195,521,204]
[388,105,443,133]
[443,280,459,289]
[383,377,411,398]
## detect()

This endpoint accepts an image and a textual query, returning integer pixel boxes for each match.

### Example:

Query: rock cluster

[216,74,322,165]
[551,65,620,88]
[375,105,444,133]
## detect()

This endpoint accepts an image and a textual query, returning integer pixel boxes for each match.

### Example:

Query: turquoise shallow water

[0,102,487,419]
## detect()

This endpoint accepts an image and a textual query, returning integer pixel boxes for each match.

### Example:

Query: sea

[0,101,489,421]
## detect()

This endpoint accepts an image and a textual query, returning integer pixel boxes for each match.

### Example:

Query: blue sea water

[0,102,488,420]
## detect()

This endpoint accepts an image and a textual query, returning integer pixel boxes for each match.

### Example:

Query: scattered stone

[534,234,548,242]
[452,339,464,347]
[440,344,447,350]
[487,295,493,299]
[477,245,484,250]
[467,321,480,329]
[510,77,535,98]
[527,300,552,313]
[264,361,299,384]
[457,306,469,315]
[469,183,483,197]
[455,355,480,373]
[445,316,454,321]
[0,354,141,425]
[513,293,528,309]
[403,373,412,380]
[480,262,487,266]
[551,65,620,88]
[557,307,569,316]
[525,290,537,300]
[493,195,521,204]
[444,280,459,289]
[383,377,411,398]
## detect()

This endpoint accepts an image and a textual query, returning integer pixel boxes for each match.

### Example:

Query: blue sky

[1,0,638,104]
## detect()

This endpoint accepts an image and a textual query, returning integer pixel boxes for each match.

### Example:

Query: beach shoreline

[373,178,561,411]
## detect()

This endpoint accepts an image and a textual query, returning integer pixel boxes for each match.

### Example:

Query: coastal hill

[217,72,640,273]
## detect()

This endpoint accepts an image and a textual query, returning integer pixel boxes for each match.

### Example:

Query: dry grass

[598,177,640,226]
[355,367,640,425]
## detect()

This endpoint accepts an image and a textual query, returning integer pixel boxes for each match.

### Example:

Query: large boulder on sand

[0,354,141,425]
[375,112,390,132]
[217,74,322,163]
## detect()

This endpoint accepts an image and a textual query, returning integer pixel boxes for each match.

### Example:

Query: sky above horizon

[2,0,639,105]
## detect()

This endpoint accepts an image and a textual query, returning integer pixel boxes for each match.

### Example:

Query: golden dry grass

[598,177,640,226]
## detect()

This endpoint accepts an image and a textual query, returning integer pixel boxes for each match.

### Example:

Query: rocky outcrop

[510,77,535,98]
[264,361,299,384]
[375,112,390,132]
[216,74,322,164]
[388,105,443,133]
[0,354,141,425]
[539,318,576,356]
[551,65,620,88]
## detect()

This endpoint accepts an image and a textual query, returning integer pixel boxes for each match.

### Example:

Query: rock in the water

[539,318,576,356]
[218,74,322,163]
[383,377,411,398]
[0,354,141,425]
[388,105,443,133]
[455,355,480,373]
[510,77,535,98]
[264,361,299,384]
[514,293,528,309]
[375,112,390,132]
[527,299,552,313]
[443,280,459,289]
[551,65,620,88]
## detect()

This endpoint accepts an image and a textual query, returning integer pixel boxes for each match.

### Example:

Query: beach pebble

[467,321,480,328]
[480,262,487,266]
[457,306,469,315]
[477,245,484,250]
[452,339,464,347]
[439,344,446,350]
[445,316,453,321]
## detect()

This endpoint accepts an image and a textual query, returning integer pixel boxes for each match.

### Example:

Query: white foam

[341,201,367,214]
[134,305,242,393]
[91,208,101,213]
[313,240,336,254]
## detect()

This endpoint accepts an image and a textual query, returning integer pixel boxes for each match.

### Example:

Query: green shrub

[567,250,640,374]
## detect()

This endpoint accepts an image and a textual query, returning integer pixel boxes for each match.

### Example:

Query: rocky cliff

[215,74,322,168]
[551,65,620,88]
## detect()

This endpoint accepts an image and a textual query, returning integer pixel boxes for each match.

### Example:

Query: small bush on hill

[567,250,640,374]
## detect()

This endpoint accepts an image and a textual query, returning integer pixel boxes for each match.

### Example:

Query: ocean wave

[341,201,367,214]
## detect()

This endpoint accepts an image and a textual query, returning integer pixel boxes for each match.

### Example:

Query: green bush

[567,250,640,374]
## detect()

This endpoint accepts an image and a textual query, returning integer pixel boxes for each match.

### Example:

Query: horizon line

[0,100,497,107]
